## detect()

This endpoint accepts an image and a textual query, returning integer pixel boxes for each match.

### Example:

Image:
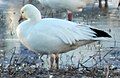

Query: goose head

[19,4,41,22]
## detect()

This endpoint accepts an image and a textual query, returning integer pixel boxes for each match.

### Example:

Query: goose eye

[22,11,24,13]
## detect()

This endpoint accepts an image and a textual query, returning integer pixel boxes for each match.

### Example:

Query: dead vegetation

[0,47,120,78]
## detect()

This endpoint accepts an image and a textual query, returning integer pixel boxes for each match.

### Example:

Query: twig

[105,65,110,78]
[9,47,16,65]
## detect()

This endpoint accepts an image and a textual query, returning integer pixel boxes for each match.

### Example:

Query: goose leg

[55,53,59,69]
[99,0,102,8]
[50,54,55,69]
[105,0,108,8]
[67,10,73,21]
[50,53,59,69]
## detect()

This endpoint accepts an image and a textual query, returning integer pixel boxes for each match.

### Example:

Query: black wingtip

[90,28,111,38]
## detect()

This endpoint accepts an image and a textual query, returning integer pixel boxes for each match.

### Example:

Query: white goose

[17,4,111,69]
[38,0,94,21]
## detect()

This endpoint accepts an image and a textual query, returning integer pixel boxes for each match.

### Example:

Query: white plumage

[17,4,111,55]
[38,0,95,21]
[38,0,93,12]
